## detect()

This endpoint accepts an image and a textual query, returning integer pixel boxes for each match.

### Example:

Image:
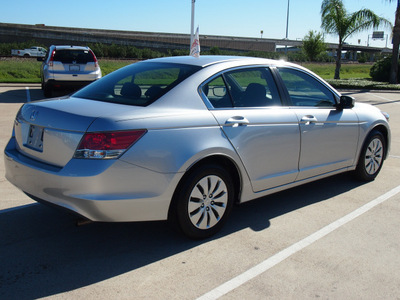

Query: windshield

[73,62,202,106]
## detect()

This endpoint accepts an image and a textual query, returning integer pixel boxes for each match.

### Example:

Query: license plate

[69,65,80,71]
[26,125,44,152]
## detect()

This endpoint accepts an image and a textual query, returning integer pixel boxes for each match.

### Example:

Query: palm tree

[386,0,400,84]
[321,0,392,79]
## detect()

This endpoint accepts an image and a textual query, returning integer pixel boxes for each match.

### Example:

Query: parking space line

[25,86,31,102]
[197,184,400,300]
[0,203,38,214]
[367,92,399,104]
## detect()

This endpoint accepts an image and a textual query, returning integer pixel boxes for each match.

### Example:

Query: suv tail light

[90,50,99,68]
[48,50,55,67]
[74,130,147,159]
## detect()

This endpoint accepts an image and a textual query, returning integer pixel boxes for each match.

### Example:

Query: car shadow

[0,172,364,299]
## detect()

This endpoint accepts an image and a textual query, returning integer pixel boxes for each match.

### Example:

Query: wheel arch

[369,124,390,160]
[168,154,242,221]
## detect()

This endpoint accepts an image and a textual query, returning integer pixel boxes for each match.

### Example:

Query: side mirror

[337,95,355,110]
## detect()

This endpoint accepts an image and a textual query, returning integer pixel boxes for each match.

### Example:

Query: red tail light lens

[49,50,55,67]
[90,50,99,68]
[74,130,146,159]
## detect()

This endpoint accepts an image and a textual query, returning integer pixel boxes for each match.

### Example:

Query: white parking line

[0,203,38,214]
[367,92,399,104]
[25,86,31,102]
[197,184,400,300]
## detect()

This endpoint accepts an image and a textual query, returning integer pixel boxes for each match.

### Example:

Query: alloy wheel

[364,137,383,175]
[187,175,228,230]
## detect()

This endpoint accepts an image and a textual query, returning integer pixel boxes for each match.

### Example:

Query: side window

[277,68,336,107]
[202,76,233,108]
[225,68,281,107]
[202,68,281,108]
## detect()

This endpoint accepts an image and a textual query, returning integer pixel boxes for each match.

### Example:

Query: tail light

[90,50,99,68]
[74,130,147,159]
[48,50,55,67]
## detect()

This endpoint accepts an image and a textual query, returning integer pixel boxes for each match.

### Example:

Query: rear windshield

[53,49,95,64]
[73,62,202,106]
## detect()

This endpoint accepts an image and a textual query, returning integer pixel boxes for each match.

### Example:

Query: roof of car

[144,55,290,68]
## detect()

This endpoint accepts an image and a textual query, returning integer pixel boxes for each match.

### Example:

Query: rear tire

[43,83,52,98]
[172,164,234,239]
[354,130,385,181]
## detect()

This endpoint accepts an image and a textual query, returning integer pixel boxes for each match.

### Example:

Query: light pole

[285,0,290,54]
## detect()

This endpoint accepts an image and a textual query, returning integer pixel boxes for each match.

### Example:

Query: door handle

[301,115,318,125]
[225,116,249,127]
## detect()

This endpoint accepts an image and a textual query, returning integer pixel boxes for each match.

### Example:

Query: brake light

[90,50,99,68]
[74,130,146,159]
[49,50,55,67]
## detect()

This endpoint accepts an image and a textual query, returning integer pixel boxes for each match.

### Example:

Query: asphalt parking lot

[0,84,399,299]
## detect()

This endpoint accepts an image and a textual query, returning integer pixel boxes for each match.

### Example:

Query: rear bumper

[43,68,102,89]
[45,80,95,90]
[4,137,178,222]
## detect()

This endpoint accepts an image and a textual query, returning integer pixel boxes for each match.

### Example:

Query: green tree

[302,30,326,61]
[321,0,391,79]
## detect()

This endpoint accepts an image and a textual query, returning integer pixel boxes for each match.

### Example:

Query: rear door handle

[301,115,318,125]
[225,116,249,127]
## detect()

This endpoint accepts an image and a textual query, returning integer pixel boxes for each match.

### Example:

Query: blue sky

[1,0,397,48]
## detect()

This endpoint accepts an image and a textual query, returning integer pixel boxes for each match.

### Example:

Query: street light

[285,0,290,54]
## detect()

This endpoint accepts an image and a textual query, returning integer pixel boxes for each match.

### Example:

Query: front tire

[173,164,234,239]
[354,130,385,181]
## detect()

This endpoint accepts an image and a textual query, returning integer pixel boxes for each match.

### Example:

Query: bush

[370,56,400,82]
[209,47,221,55]
[302,30,326,61]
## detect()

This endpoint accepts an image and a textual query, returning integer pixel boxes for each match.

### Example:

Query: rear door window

[202,67,281,108]
[202,76,232,108]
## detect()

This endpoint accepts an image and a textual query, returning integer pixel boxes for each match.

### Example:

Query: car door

[202,67,300,192]
[277,67,359,180]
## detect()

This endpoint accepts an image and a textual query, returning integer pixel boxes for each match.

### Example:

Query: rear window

[53,49,95,64]
[73,62,201,106]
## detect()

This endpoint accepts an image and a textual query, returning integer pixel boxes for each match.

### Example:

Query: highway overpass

[0,22,390,56]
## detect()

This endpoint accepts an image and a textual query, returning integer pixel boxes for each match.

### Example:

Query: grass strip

[1,58,399,90]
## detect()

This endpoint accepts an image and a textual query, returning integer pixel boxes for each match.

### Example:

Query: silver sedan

[4,56,390,239]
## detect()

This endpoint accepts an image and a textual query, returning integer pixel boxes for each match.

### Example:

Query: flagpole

[190,0,195,49]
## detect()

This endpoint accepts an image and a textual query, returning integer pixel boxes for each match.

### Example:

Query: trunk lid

[14,97,140,167]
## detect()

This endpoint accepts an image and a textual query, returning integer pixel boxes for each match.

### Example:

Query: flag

[190,26,200,57]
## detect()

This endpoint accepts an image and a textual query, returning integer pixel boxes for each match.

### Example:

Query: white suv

[40,45,102,97]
